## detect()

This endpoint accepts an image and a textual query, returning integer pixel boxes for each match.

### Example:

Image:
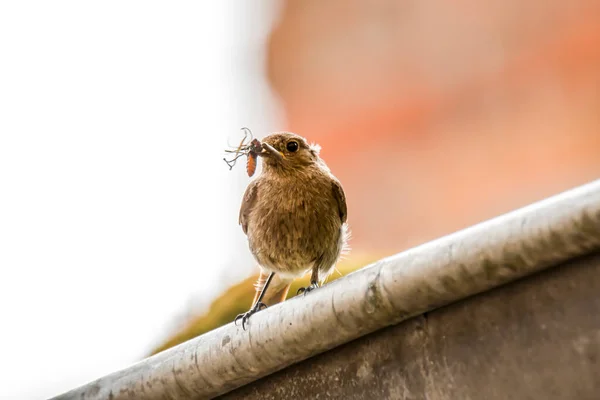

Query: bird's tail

[252,270,293,307]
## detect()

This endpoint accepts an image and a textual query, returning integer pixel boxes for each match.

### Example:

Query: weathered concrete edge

[52,179,600,400]
[220,251,600,399]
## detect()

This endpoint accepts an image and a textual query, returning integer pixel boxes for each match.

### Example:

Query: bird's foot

[234,302,267,330]
[297,281,319,296]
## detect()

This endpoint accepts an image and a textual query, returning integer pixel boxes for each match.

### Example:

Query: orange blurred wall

[266,0,600,256]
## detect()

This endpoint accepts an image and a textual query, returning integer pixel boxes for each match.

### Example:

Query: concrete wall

[219,251,600,399]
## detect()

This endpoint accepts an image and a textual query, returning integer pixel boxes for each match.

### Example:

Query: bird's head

[258,132,323,172]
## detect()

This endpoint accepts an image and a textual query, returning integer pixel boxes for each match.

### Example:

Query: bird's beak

[259,143,284,161]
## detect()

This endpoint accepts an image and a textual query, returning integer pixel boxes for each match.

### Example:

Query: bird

[235,132,349,329]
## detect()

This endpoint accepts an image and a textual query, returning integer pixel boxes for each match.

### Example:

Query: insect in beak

[223,128,285,177]
[246,139,262,177]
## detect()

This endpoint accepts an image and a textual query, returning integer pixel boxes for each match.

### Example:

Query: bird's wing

[239,179,259,235]
[332,178,347,224]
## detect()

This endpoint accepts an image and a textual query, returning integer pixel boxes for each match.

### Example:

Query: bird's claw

[297,281,319,296]
[234,302,267,330]
[234,313,251,330]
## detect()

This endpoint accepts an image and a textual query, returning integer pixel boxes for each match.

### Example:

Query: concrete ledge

[222,251,600,399]
[52,180,600,400]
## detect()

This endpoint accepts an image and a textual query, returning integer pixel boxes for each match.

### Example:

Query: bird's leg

[297,267,320,295]
[235,271,275,330]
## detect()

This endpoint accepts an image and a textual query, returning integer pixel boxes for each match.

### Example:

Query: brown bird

[235,132,349,329]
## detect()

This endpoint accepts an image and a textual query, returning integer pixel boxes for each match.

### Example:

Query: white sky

[0,2,282,399]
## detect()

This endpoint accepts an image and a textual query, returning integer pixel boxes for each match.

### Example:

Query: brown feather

[238,179,258,235]
[332,178,347,223]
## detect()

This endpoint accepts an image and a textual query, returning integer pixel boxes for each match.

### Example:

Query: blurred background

[1,1,599,399]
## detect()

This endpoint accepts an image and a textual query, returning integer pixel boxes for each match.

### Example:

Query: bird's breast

[246,175,342,274]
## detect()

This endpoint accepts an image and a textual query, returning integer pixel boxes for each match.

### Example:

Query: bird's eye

[286,141,299,152]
